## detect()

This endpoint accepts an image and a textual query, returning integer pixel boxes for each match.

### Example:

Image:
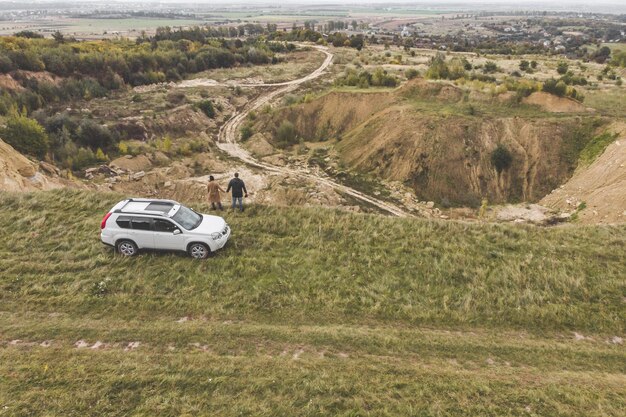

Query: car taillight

[101,212,112,229]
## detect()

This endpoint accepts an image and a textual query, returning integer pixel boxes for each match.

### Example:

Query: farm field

[1,190,624,416]
[0,18,207,37]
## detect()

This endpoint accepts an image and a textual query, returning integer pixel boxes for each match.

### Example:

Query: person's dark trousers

[211,202,223,210]
[232,197,243,211]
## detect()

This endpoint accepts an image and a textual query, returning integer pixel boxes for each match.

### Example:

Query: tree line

[0,29,303,170]
[0,32,282,116]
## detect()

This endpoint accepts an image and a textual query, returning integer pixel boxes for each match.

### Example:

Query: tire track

[215,46,410,217]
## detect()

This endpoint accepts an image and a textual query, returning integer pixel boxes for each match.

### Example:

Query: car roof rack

[113,210,168,217]
[125,197,178,204]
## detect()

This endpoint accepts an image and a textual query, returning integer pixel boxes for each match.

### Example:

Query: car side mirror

[173,229,181,235]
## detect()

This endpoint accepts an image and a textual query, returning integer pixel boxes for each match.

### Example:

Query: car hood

[192,214,226,235]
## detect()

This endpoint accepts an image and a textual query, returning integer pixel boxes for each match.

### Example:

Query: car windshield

[171,205,202,230]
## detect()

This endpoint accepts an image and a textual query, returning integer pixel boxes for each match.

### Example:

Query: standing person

[226,172,248,212]
[207,175,225,211]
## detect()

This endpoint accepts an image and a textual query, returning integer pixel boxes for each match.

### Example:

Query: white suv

[100,198,230,259]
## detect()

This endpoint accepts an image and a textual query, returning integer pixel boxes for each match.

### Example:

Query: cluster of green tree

[0,77,110,116]
[13,30,44,39]
[334,68,398,88]
[326,21,350,31]
[502,78,540,99]
[596,64,622,84]
[559,72,588,86]
[585,45,612,64]
[518,59,538,73]
[326,33,365,50]
[426,54,468,80]
[269,29,322,43]
[147,24,266,42]
[425,54,500,80]
[542,78,584,101]
[0,109,115,169]
[551,62,588,86]
[0,33,281,115]
[7,99,216,171]
[455,41,547,56]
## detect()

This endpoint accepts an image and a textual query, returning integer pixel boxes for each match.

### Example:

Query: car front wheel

[117,240,138,257]
[188,243,210,259]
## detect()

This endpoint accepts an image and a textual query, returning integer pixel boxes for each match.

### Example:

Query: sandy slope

[541,122,626,224]
[522,91,593,113]
[0,139,69,191]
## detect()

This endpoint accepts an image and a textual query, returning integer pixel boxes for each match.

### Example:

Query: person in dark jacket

[226,172,248,212]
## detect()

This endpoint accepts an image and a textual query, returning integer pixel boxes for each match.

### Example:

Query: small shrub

[167,91,186,105]
[275,120,297,148]
[76,119,115,150]
[426,53,449,79]
[283,94,301,106]
[519,60,530,72]
[406,68,419,80]
[491,144,513,173]
[1,115,49,158]
[156,136,173,153]
[542,78,567,97]
[73,147,97,170]
[196,100,215,118]
[240,123,254,141]
[95,148,109,162]
[118,142,129,155]
[483,61,499,74]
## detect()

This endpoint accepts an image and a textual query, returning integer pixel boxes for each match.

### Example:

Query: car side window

[116,216,132,229]
[154,219,179,233]
[131,217,152,231]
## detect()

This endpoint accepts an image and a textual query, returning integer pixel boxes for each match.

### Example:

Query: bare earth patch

[523,91,592,113]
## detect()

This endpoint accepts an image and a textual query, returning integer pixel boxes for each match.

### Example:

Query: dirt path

[213,46,410,217]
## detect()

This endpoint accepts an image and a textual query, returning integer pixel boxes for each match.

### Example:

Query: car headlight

[210,232,222,240]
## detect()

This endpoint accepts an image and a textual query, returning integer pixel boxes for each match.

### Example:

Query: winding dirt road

[214,46,410,217]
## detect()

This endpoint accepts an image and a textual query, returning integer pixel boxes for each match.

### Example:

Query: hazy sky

[93,0,626,13]
[3,0,626,14]
[15,0,626,4]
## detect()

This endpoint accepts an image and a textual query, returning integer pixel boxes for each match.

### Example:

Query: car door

[130,217,155,249]
[153,218,185,251]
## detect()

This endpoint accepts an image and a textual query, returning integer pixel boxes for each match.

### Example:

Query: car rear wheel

[188,243,209,259]
[117,240,138,257]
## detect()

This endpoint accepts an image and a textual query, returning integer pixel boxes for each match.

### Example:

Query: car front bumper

[212,225,231,251]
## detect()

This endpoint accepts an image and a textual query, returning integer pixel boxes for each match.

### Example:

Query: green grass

[584,89,626,118]
[578,131,619,166]
[1,189,625,416]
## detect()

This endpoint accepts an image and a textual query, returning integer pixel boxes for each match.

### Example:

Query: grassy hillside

[1,189,625,416]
